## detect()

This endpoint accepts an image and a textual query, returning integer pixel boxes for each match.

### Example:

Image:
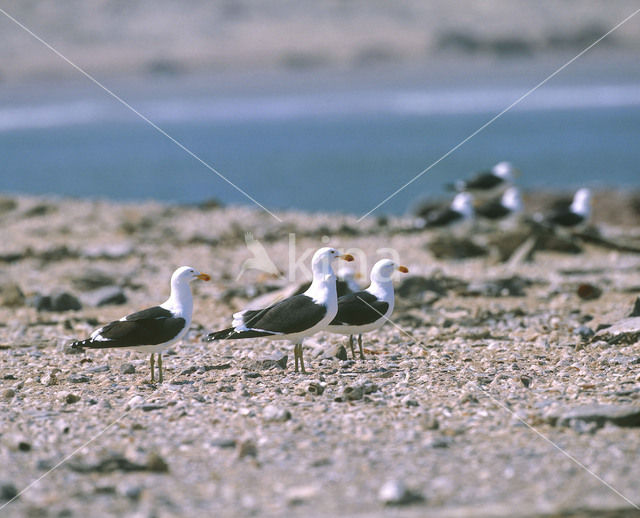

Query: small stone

[286,485,319,505]
[68,374,91,384]
[402,396,419,407]
[181,366,197,375]
[50,292,82,312]
[575,325,594,340]
[378,480,424,506]
[86,365,110,373]
[630,297,640,317]
[237,439,258,459]
[0,282,25,308]
[210,438,237,449]
[3,389,15,400]
[332,345,348,361]
[122,484,142,501]
[141,404,166,412]
[64,393,81,405]
[263,404,291,423]
[120,363,136,374]
[0,482,18,502]
[127,395,144,409]
[338,385,364,402]
[146,452,169,473]
[520,375,532,388]
[260,351,288,370]
[577,283,602,300]
[41,371,59,386]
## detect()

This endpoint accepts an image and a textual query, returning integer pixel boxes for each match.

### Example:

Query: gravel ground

[1,194,640,517]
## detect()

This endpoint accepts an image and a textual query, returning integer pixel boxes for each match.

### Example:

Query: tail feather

[70,338,92,350]
[206,327,276,341]
[206,327,235,341]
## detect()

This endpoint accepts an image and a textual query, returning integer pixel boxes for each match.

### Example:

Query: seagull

[207,247,354,373]
[70,266,210,383]
[416,192,474,229]
[447,161,520,200]
[326,259,409,360]
[541,188,592,228]
[475,186,523,221]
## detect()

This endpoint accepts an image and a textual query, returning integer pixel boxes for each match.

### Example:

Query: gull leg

[358,334,365,360]
[158,354,163,384]
[348,335,356,359]
[298,342,306,374]
[150,354,155,383]
[294,343,300,373]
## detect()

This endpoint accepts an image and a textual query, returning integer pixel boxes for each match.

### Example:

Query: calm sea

[1,62,639,216]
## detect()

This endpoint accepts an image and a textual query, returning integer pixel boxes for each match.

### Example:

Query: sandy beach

[1,192,640,516]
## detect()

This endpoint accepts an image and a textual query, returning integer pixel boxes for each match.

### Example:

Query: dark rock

[259,351,288,370]
[427,235,487,260]
[120,363,136,374]
[337,385,364,402]
[237,439,258,459]
[548,404,640,429]
[180,366,197,375]
[81,286,127,307]
[64,393,81,404]
[593,317,640,345]
[30,292,82,312]
[69,453,168,474]
[23,203,56,218]
[0,482,18,502]
[3,388,15,399]
[141,404,166,412]
[577,283,602,300]
[575,325,595,340]
[629,297,640,317]
[326,344,348,361]
[146,452,169,473]
[201,363,232,371]
[520,375,532,388]
[0,196,17,214]
[86,365,109,373]
[0,282,25,307]
[210,438,237,449]
[67,374,91,383]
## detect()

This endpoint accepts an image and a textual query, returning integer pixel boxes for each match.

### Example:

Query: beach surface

[1,193,640,517]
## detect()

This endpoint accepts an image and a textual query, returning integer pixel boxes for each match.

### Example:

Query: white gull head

[492,161,518,180]
[501,187,523,213]
[571,188,591,218]
[451,192,474,218]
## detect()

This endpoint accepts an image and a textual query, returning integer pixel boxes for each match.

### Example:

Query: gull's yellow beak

[398,265,409,273]
[340,254,354,262]
[197,273,211,281]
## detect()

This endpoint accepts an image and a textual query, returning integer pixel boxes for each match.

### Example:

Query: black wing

[238,294,327,335]
[476,199,510,219]
[81,306,186,348]
[425,208,462,227]
[547,210,584,227]
[465,172,504,190]
[330,291,389,326]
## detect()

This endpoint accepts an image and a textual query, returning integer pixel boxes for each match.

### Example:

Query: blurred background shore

[0,1,638,213]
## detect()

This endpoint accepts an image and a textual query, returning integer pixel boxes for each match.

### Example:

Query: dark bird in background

[537,188,592,228]
[447,161,520,200]
[476,186,523,221]
[416,192,474,229]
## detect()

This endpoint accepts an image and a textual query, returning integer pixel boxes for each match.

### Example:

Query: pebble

[237,439,258,459]
[593,317,640,345]
[146,452,169,473]
[0,482,18,502]
[120,363,136,374]
[64,393,81,405]
[41,371,59,386]
[86,365,110,373]
[126,395,145,410]
[378,479,424,506]
[68,374,91,383]
[0,282,25,307]
[259,351,288,370]
[263,404,291,423]
[3,388,15,400]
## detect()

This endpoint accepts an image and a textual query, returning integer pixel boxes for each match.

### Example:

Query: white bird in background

[540,187,592,228]
[417,192,475,229]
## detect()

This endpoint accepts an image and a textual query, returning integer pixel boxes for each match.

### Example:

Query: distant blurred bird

[447,161,520,199]
[416,192,474,229]
[539,188,592,228]
[476,187,523,221]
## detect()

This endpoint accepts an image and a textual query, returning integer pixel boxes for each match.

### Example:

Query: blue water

[1,80,639,216]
